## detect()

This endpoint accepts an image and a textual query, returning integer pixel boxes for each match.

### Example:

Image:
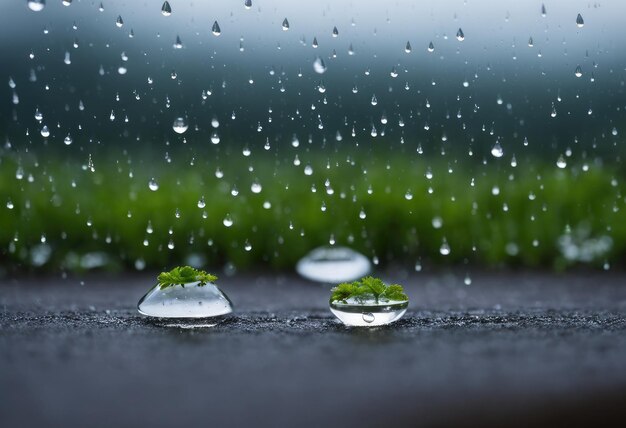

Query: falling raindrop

[405,41,412,53]
[148,178,159,191]
[491,140,504,158]
[556,155,567,169]
[575,65,582,78]
[27,0,46,11]
[440,238,451,255]
[212,21,221,36]
[456,28,465,41]
[172,117,188,134]
[64,134,72,145]
[576,13,584,28]
[40,125,50,137]
[528,37,534,47]
[427,41,435,52]
[244,0,252,9]
[313,57,327,74]
[116,15,124,28]
[541,3,547,17]
[161,1,172,16]
[282,18,290,31]
[332,26,339,37]
[197,196,206,209]
[223,215,234,227]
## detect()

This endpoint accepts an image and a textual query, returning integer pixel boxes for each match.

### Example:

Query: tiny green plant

[157,266,218,289]
[330,276,408,304]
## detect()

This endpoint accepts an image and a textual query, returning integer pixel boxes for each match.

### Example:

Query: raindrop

[332,26,339,37]
[574,65,582,78]
[313,57,327,74]
[312,37,319,48]
[405,41,412,53]
[282,18,290,31]
[172,117,188,134]
[40,125,50,137]
[148,178,159,191]
[197,196,206,209]
[456,28,465,41]
[116,16,124,28]
[427,41,435,52]
[296,247,371,283]
[173,35,183,49]
[440,238,451,255]
[541,3,547,17]
[62,0,71,6]
[362,313,375,323]
[528,37,534,47]
[244,0,252,10]
[27,0,45,12]
[304,164,313,176]
[371,94,377,106]
[464,274,472,286]
[34,108,43,121]
[251,181,262,194]
[491,140,504,158]
[161,1,172,16]
[576,13,584,28]
[556,155,567,169]
[223,214,233,227]
[212,21,221,36]
[64,134,72,145]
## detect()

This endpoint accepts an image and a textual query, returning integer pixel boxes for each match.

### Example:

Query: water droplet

[251,181,262,194]
[282,18,290,31]
[362,313,375,323]
[64,134,72,145]
[440,238,451,255]
[332,26,339,37]
[313,56,327,74]
[541,3,547,17]
[528,37,534,47]
[173,35,183,49]
[556,155,567,169]
[212,21,221,36]
[116,15,124,28]
[491,140,504,158]
[456,28,465,41]
[371,94,377,106]
[405,41,412,53]
[172,117,188,134]
[427,41,435,52]
[223,214,233,227]
[576,13,584,28]
[27,1,45,12]
[161,1,171,16]
[575,65,582,78]
[197,196,206,208]
[464,274,472,286]
[244,0,252,9]
[138,281,233,319]
[296,246,371,283]
[148,178,159,191]
[40,125,50,137]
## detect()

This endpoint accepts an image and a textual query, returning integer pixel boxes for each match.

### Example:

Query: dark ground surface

[1,270,626,428]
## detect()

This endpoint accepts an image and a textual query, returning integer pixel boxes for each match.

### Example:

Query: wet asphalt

[1,270,626,428]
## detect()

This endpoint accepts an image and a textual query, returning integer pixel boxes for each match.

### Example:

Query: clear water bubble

[161,1,171,16]
[172,117,188,134]
[296,246,371,283]
[138,281,233,319]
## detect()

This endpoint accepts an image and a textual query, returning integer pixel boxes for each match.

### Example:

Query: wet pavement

[1,271,626,427]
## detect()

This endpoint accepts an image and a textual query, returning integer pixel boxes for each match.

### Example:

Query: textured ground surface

[1,271,626,428]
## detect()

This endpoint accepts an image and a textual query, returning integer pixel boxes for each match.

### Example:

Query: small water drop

[40,125,50,138]
[556,155,567,169]
[212,21,221,36]
[27,0,45,12]
[197,196,206,209]
[161,1,172,16]
[576,13,584,28]
[574,65,582,78]
[148,178,159,191]
[427,41,435,52]
[251,181,262,194]
[456,28,465,41]
[541,3,547,17]
[282,18,290,31]
[405,41,412,53]
[64,134,72,145]
[332,26,339,37]
[440,238,451,255]
[223,214,233,227]
[173,117,188,134]
[362,313,375,323]
[116,15,124,28]
[313,56,327,74]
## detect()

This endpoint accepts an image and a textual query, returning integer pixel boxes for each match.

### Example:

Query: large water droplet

[161,1,172,16]
[27,0,45,12]
[172,117,188,134]
[296,246,371,283]
[138,281,233,319]
[491,140,504,158]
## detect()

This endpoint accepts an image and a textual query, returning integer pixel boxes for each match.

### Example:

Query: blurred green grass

[1,149,624,273]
